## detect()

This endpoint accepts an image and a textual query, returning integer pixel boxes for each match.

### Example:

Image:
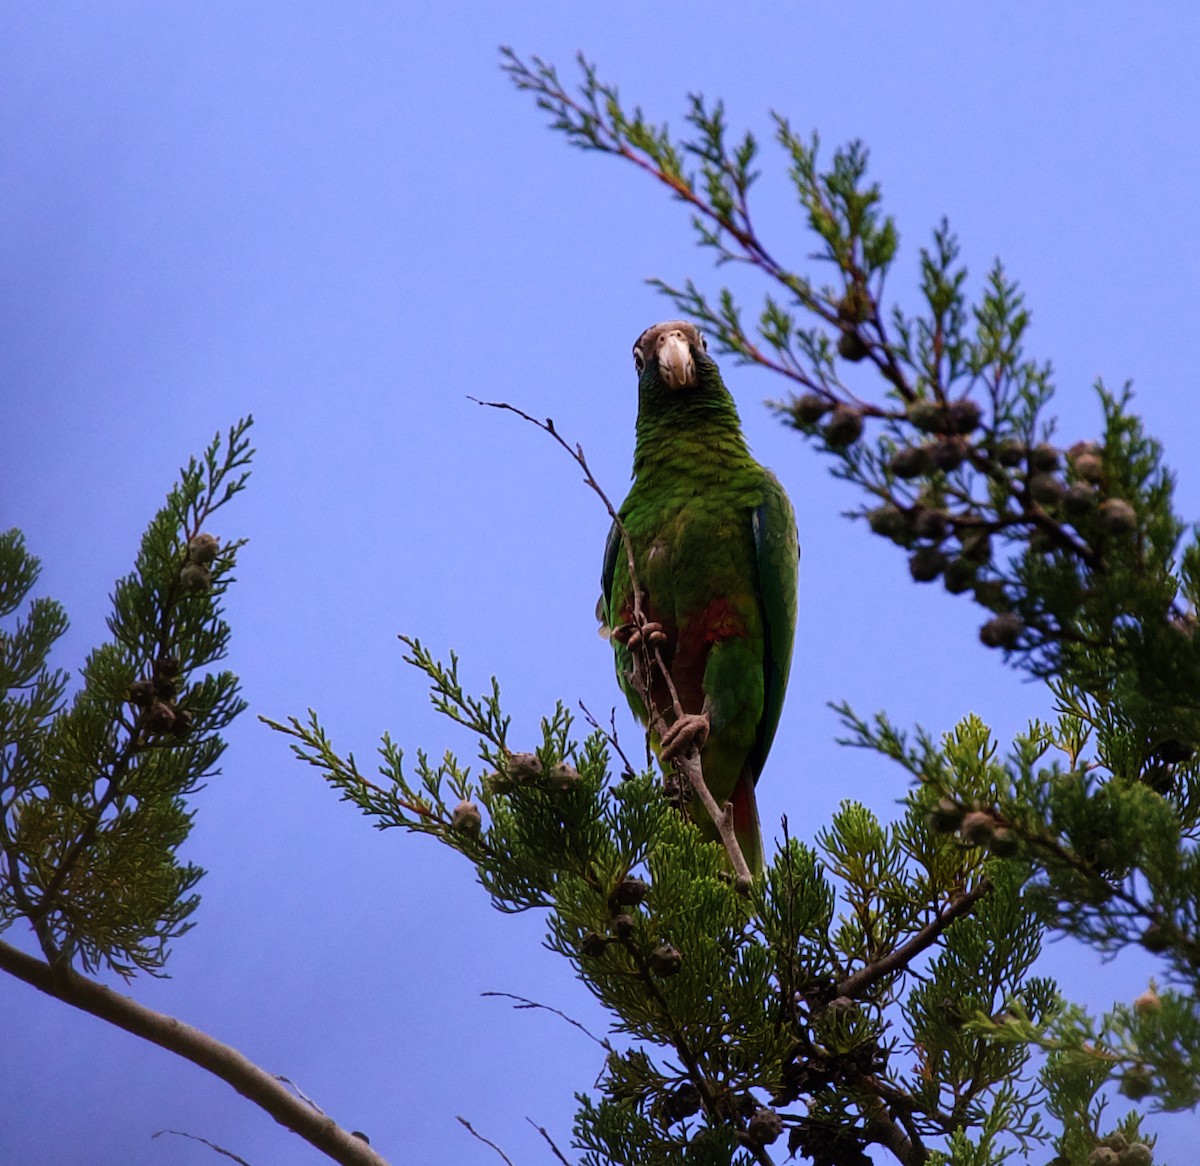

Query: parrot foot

[611,623,636,645]
[660,712,710,761]
[613,621,669,651]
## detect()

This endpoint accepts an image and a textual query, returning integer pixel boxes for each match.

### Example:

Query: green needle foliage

[0,418,252,976]
[4,47,1198,1166]
[276,52,1200,1166]
[272,643,1060,1165]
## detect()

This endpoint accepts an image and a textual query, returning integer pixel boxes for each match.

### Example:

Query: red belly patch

[682,597,747,651]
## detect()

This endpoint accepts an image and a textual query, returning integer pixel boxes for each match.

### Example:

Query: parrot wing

[748,470,800,781]
[598,519,621,633]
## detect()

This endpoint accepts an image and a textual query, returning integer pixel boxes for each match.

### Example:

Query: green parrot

[600,320,799,875]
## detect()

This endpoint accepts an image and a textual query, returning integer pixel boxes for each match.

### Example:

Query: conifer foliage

[1,419,252,978]
[5,48,1200,1166]
[297,52,1200,1163]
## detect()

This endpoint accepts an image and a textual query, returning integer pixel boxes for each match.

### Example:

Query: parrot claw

[611,623,637,645]
[660,712,710,761]
[614,620,669,651]
[642,623,669,648]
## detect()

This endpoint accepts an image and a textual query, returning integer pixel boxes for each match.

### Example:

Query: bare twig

[578,701,638,780]
[526,1117,573,1165]
[482,991,611,1049]
[0,938,388,1166]
[456,1117,514,1166]
[151,1130,256,1166]
[667,736,753,892]
[275,1074,325,1113]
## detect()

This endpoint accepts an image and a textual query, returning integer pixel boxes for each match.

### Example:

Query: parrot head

[632,320,710,392]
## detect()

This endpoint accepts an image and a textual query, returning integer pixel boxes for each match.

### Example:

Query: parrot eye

[633,347,645,373]
[698,333,708,352]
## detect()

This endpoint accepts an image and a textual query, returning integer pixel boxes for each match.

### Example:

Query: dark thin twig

[151,1130,256,1166]
[578,700,638,780]
[456,1117,515,1166]
[865,1075,956,1135]
[482,991,611,1049]
[274,1074,325,1114]
[747,1142,778,1166]
[526,1117,573,1165]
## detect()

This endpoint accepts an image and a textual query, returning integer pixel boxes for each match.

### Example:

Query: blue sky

[3,5,1199,1163]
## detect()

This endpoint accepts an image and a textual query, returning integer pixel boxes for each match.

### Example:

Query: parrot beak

[656,329,696,389]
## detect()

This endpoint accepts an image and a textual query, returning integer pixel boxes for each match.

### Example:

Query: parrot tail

[730,766,763,877]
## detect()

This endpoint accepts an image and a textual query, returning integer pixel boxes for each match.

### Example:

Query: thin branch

[28,710,149,962]
[24,434,252,971]
[836,878,992,999]
[578,701,638,780]
[275,1074,326,1114]
[501,52,803,316]
[343,766,439,822]
[666,729,753,892]
[865,1075,957,1141]
[637,633,754,888]
[0,831,60,963]
[1018,824,1200,966]
[526,1117,573,1165]
[0,938,389,1166]
[456,1117,514,1166]
[482,991,611,1050]
[151,1130,256,1166]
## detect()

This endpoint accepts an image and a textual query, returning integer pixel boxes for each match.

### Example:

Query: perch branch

[0,938,389,1166]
